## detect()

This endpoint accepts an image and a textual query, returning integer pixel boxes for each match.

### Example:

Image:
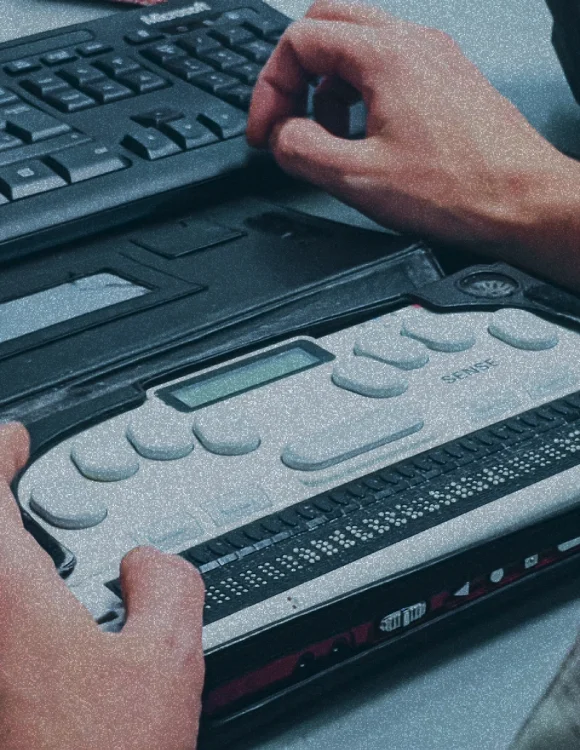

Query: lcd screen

[165,343,331,411]
[0,273,149,344]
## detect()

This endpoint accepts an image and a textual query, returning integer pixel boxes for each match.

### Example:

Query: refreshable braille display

[18,302,580,657]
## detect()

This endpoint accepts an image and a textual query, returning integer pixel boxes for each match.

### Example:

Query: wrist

[494,150,580,291]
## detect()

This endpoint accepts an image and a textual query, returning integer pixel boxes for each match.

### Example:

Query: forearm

[488,154,580,292]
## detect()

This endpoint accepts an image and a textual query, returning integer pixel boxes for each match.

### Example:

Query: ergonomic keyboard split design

[0,0,291,259]
[17,304,580,652]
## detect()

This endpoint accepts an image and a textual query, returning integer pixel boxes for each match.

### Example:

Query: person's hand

[0,422,205,750]
[247,0,580,289]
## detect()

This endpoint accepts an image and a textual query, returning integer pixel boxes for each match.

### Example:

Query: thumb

[269,116,373,193]
[0,422,29,484]
[119,546,205,654]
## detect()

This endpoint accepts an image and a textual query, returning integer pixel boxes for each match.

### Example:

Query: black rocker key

[0,159,66,200]
[177,30,221,56]
[58,62,106,87]
[159,117,218,149]
[209,24,256,47]
[163,57,213,82]
[132,107,183,128]
[118,69,168,93]
[46,88,96,113]
[94,54,141,78]
[82,80,133,104]
[141,42,186,66]
[235,39,274,63]
[122,128,180,159]
[198,48,248,71]
[21,71,69,98]
[0,103,70,142]
[41,50,77,67]
[230,61,261,85]
[193,71,238,94]
[197,102,246,138]
[46,143,126,183]
[221,84,253,109]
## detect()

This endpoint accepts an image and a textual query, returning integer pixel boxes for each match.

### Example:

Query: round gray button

[71,437,140,482]
[332,359,408,398]
[488,308,559,350]
[29,485,108,529]
[354,329,429,370]
[126,416,195,460]
[193,413,261,456]
[401,311,476,352]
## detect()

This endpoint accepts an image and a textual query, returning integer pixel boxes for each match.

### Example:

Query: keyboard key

[488,308,559,351]
[4,59,41,76]
[244,18,288,40]
[230,62,261,85]
[82,80,134,104]
[45,88,96,112]
[30,483,108,530]
[0,103,71,142]
[94,54,141,78]
[160,117,218,149]
[132,107,183,128]
[281,404,424,471]
[331,359,408,398]
[41,50,77,66]
[117,69,168,94]
[141,42,187,66]
[197,102,248,138]
[124,29,165,45]
[0,87,18,105]
[163,57,214,82]
[210,24,256,47]
[70,436,140,482]
[0,132,22,151]
[234,39,275,63]
[46,143,127,183]
[76,41,113,57]
[0,159,66,200]
[190,71,238,95]
[221,84,253,109]
[58,61,106,87]
[20,71,69,98]
[198,48,249,71]
[122,128,181,160]
[177,30,221,56]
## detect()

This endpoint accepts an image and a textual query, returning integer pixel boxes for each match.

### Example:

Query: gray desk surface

[3,1,580,748]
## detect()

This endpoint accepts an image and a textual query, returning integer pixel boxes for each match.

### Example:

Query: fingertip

[0,422,30,483]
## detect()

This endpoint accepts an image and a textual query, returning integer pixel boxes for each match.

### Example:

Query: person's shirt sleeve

[510,637,580,749]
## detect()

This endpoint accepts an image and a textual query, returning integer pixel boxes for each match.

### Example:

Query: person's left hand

[0,422,205,750]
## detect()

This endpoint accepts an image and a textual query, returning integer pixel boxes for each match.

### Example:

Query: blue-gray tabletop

[3,1,580,748]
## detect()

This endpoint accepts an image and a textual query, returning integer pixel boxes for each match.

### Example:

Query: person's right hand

[247,0,580,288]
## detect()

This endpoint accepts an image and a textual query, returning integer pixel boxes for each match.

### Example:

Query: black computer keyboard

[0,0,292,260]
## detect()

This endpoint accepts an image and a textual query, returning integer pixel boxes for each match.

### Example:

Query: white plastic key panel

[16,306,580,647]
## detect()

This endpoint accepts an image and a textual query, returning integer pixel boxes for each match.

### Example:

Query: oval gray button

[488,308,559,350]
[281,405,424,471]
[332,359,408,398]
[71,437,140,482]
[401,311,476,352]
[193,413,261,456]
[354,330,429,370]
[126,416,195,460]
[30,485,107,529]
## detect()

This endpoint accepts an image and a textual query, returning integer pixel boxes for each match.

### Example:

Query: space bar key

[281,405,424,472]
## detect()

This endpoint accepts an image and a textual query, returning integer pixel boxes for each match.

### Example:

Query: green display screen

[162,343,331,412]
